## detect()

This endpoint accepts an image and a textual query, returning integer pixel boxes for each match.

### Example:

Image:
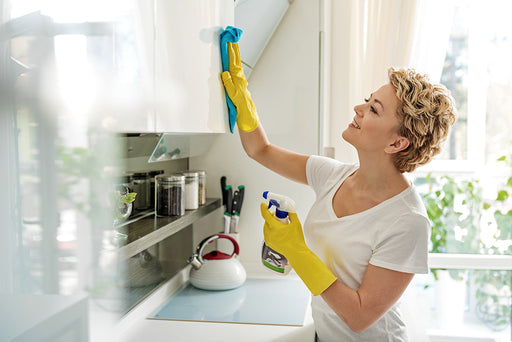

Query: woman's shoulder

[399,185,429,218]
[307,155,358,186]
[308,155,358,172]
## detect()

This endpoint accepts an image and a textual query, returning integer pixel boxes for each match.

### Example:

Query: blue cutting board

[148,278,310,326]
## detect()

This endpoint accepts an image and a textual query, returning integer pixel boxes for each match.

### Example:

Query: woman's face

[342,83,405,155]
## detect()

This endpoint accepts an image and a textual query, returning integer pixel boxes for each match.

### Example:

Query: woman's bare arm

[321,264,414,333]
[239,125,309,185]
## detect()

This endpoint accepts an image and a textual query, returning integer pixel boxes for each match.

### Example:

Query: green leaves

[423,174,484,255]
[120,192,137,205]
[110,189,137,209]
[496,190,509,202]
[494,210,512,240]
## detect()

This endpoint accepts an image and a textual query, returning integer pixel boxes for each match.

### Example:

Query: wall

[328,0,358,164]
[190,0,321,268]
[120,0,359,274]
[120,0,359,272]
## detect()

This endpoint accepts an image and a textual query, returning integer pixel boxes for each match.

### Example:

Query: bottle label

[261,243,288,274]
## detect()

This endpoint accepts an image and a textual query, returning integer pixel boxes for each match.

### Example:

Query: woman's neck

[352,153,409,195]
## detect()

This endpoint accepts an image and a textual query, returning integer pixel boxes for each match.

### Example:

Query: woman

[221,42,456,341]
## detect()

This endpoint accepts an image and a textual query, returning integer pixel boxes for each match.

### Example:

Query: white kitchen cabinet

[154,0,233,133]
[110,1,156,133]
[86,0,232,133]
[67,1,157,133]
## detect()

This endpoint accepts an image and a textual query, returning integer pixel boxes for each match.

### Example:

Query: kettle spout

[188,255,203,270]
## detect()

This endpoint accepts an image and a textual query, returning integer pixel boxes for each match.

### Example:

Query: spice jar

[155,174,185,216]
[182,171,199,210]
[196,170,206,205]
[149,170,164,208]
[132,171,151,210]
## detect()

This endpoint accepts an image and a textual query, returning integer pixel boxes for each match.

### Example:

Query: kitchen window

[410,1,512,340]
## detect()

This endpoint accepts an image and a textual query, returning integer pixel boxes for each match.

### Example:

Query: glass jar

[182,171,199,210]
[132,171,151,210]
[155,174,185,216]
[196,170,206,206]
[149,170,164,208]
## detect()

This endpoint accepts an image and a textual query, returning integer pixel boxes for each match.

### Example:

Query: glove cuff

[236,99,259,132]
[289,250,337,296]
[237,113,259,132]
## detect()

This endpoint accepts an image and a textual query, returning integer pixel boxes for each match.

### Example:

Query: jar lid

[132,171,150,178]
[182,171,199,178]
[189,170,206,176]
[156,174,185,182]
[149,170,164,177]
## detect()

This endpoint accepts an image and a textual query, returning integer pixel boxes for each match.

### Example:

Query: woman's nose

[354,104,364,116]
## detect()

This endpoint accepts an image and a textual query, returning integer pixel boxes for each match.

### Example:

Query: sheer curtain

[347,0,454,112]
[332,0,456,340]
[331,0,454,162]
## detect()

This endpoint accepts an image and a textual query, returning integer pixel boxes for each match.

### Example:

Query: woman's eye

[364,97,378,114]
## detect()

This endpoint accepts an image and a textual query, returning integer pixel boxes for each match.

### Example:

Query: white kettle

[188,234,246,290]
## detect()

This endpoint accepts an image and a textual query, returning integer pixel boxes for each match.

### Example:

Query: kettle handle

[195,234,240,263]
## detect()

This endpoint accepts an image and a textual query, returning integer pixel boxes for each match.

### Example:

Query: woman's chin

[341,129,351,143]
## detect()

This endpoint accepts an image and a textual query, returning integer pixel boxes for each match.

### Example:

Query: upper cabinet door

[87,0,156,133]
[154,0,233,133]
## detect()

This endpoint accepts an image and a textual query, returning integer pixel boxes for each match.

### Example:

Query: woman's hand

[221,42,259,132]
[260,203,337,296]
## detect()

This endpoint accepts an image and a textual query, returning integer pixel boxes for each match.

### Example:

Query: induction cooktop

[148,278,310,326]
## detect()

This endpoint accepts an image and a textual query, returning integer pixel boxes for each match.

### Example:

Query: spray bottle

[261,191,297,275]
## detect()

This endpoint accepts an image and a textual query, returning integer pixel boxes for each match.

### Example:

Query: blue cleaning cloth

[220,26,243,133]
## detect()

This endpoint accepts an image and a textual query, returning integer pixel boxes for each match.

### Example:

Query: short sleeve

[369,213,430,274]
[306,155,356,194]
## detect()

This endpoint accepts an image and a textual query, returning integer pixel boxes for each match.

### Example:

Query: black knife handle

[237,185,245,215]
[231,190,240,215]
[220,176,227,207]
[225,185,233,214]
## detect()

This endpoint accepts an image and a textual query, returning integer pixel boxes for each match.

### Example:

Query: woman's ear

[384,136,410,154]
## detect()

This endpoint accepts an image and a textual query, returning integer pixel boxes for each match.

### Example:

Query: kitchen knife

[237,185,245,215]
[231,190,240,215]
[220,176,227,209]
[230,190,241,233]
[223,185,233,234]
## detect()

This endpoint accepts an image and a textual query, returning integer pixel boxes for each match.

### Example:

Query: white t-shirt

[304,155,430,342]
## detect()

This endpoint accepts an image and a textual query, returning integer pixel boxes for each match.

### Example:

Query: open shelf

[115,198,221,260]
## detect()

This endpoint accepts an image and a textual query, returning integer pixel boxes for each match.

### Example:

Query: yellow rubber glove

[221,42,260,132]
[260,203,337,296]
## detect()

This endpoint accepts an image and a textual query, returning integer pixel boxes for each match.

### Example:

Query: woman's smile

[350,118,361,129]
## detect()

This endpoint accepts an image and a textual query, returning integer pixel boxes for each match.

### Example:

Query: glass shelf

[148,133,219,163]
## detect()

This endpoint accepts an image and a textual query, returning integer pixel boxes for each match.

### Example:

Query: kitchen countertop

[1,294,88,342]
[114,264,315,342]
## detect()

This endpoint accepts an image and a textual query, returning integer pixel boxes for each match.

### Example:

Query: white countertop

[1,294,89,342]
[113,264,315,342]
[117,316,315,342]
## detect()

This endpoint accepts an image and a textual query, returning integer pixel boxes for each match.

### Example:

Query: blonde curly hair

[388,67,457,173]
